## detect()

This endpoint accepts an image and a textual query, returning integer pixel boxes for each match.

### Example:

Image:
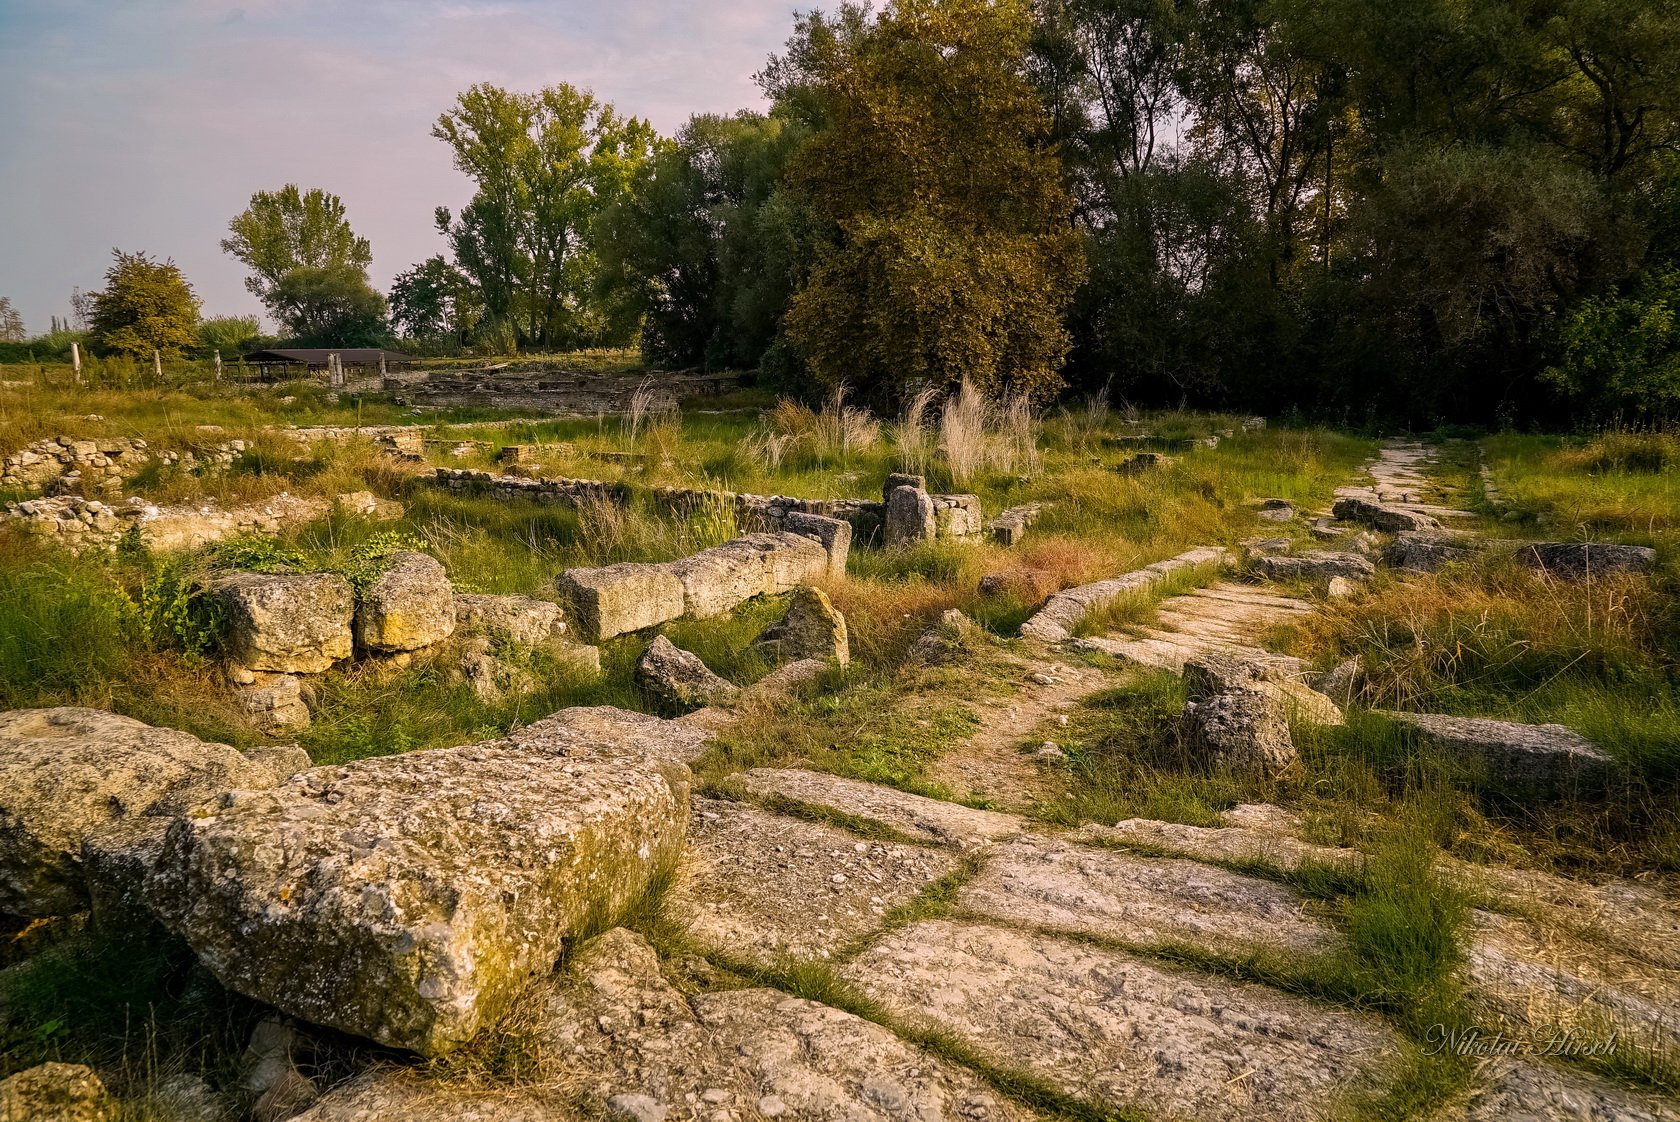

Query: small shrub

[210,533,305,573]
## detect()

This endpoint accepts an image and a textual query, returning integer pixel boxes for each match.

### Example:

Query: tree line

[7,0,1678,423]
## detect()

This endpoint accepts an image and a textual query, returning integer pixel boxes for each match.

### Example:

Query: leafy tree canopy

[432,83,661,350]
[222,185,373,305]
[88,250,201,358]
[270,265,389,348]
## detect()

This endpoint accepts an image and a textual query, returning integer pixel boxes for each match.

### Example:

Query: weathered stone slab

[1382,711,1616,799]
[510,705,714,767]
[672,798,960,964]
[1332,497,1443,533]
[1076,816,1362,873]
[843,920,1400,1122]
[636,635,740,709]
[1384,530,1477,572]
[1515,542,1657,580]
[1182,655,1299,777]
[1020,547,1228,642]
[884,485,936,547]
[557,562,685,641]
[207,571,354,674]
[752,531,832,594]
[1253,550,1376,582]
[147,738,690,1055]
[354,552,454,652]
[783,510,851,580]
[664,540,770,619]
[955,836,1338,955]
[1463,1059,1675,1122]
[298,927,1032,1122]
[0,707,278,916]
[452,593,566,646]
[753,586,849,666]
[740,768,1024,848]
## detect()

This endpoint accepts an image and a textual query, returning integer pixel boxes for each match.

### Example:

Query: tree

[199,315,265,356]
[390,256,479,344]
[1545,265,1680,419]
[269,265,389,347]
[222,185,380,343]
[87,250,200,358]
[432,83,661,350]
[222,186,373,304]
[598,111,813,369]
[0,297,23,343]
[766,0,1086,404]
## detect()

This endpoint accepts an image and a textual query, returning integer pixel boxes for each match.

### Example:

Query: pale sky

[0,0,797,334]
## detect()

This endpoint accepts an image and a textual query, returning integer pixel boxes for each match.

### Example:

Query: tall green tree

[390,256,480,345]
[766,0,1086,403]
[222,186,373,303]
[222,185,384,345]
[87,250,200,358]
[432,83,661,350]
[599,111,813,369]
[0,297,23,343]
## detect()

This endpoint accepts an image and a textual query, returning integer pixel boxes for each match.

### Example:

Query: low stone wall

[391,369,742,414]
[3,435,249,495]
[2,491,398,554]
[434,468,631,506]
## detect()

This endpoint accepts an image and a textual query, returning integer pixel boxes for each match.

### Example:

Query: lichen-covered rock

[1384,530,1476,572]
[0,707,278,916]
[510,706,714,766]
[843,920,1400,1122]
[208,571,354,674]
[741,768,1023,848]
[1332,497,1443,533]
[956,836,1338,956]
[883,485,935,547]
[146,738,691,1055]
[557,562,685,641]
[232,672,310,732]
[664,540,771,619]
[1253,550,1376,583]
[635,635,740,710]
[297,927,1031,1122]
[0,1062,112,1122]
[354,552,454,652]
[1515,542,1657,580]
[784,511,851,581]
[451,593,566,646]
[1382,711,1616,800]
[672,798,960,964]
[242,742,314,781]
[753,586,849,666]
[1182,655,1300,776]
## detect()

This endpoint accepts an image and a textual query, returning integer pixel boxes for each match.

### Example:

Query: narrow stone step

[739,768,1026,848]
[1381,711,1616,800]
[1076,816,1362,873]
[672,798,961,965]
[842,919,1402,1122]
[954,835,1340,956]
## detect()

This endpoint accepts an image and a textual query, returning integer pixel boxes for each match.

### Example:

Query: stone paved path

[297,438,1678,1122]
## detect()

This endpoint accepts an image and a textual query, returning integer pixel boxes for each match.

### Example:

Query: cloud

[0,0,796,333]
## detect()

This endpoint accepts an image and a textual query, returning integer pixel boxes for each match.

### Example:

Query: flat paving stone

[1077,816,1363,873]
[739,768,1025,848]
[1462,1059,1677,1122]
[843,919,1401,1122]
[670,798,960,964]
[954,835,1340,955]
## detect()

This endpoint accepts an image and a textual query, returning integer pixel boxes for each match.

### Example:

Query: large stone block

[354,552,454,652]
[750,531,831,594]
[883,485,936,547]
[665,541,769,619]
[1332,497,1442,533]
[451,593,566,646]
[754,585,849,666]
[557,562,685,641]
[635,635,740,710]
[1382,711,1616,800]
[207,571,354,674]
[146,736,691,1055]
[0,708,277,916]
[784,511,851,581]
[1515,541,1657,580]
